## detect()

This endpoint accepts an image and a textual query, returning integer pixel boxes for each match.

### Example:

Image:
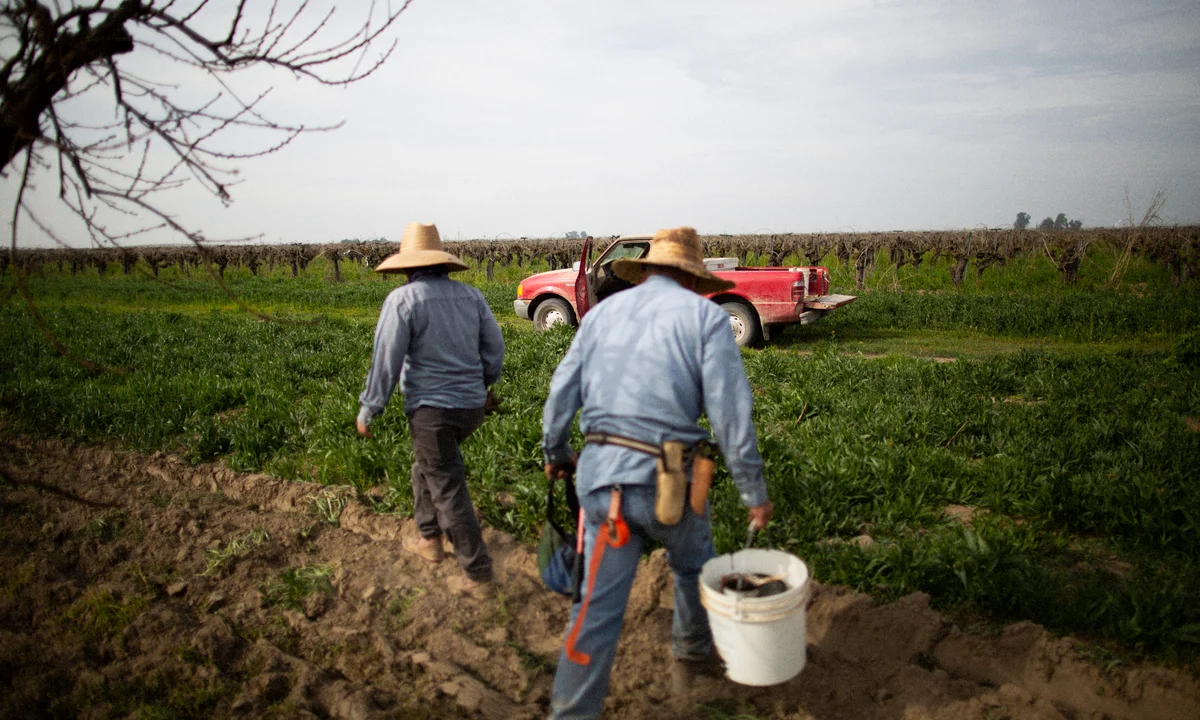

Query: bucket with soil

[699,548,810,686]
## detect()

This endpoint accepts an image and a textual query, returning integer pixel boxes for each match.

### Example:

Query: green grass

[264,564,333,610]
[2,255,1199,663]
[783,288,1194,343]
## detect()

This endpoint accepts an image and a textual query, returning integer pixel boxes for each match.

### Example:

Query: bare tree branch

[1,0,413,364]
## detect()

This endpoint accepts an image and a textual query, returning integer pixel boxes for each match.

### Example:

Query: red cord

[564,516,629,665]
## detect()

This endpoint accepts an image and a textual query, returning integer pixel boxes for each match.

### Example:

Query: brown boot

[403,536,445,563]
[447,574,494,600]
[670,654,725,698]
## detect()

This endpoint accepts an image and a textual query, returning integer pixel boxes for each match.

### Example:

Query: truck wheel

[721,301,761,348]
[533,298,575,331]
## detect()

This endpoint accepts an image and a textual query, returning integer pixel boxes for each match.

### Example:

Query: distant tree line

[1014,212,1083,231]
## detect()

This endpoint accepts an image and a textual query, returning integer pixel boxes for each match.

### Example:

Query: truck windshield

[596,241,649,268]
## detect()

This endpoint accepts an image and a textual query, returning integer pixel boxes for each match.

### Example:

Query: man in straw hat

[542,227,774,716]
[357,222,505,599]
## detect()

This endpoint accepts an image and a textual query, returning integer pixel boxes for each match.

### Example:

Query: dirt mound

[2,435,1198,719]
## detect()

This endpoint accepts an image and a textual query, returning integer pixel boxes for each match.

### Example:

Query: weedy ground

[1,248,1198,668]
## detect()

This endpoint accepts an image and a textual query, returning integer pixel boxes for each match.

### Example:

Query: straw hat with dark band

[612,227,735,294]
[374,222,469,273]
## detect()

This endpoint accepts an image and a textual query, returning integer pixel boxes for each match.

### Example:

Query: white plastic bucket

[699,548,810,686]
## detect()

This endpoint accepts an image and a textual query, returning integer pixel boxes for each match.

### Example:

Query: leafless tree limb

[1,0,413,366]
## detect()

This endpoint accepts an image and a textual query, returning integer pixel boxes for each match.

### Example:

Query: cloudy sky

[12,0,1200,246]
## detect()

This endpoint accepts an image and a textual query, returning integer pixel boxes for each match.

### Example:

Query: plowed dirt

[2,435,1198,719]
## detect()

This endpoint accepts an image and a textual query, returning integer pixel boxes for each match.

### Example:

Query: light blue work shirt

[357,271,504,426]
[542,274,768,508]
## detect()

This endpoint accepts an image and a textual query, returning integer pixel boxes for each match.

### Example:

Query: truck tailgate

[804,294,857,311]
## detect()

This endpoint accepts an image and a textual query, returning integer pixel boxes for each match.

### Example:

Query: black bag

[537,475,581,599]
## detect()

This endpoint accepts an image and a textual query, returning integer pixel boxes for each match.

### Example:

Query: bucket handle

[731,522,809,620]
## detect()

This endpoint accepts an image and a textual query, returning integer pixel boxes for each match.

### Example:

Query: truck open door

[574,235,654,321]
[574,236,592,319]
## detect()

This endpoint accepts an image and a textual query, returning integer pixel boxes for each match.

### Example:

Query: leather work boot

[447,574,494,600]
[669,654,725,699]
[402,536,445,563]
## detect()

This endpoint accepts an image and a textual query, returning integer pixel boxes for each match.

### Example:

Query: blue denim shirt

[542,274,768,507]
[358,272,504,425]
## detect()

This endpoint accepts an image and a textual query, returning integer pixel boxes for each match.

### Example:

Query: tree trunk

[855,253,869,290]
[951,257,968,288]
[1061,257,1080,285]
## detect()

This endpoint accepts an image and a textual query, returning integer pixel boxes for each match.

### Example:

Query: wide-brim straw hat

[612,227,735,294]
[375,222,469,273]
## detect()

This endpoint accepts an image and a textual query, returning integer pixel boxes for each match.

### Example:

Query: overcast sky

[11,0,1200,246]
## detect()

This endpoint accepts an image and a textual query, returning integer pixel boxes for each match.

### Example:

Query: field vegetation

[2,243,1198,666]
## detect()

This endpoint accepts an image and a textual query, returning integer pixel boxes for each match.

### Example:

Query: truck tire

[721,301,761,348]
[533,298,575,331]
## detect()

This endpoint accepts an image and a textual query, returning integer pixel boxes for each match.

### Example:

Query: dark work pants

[407,406,492,582]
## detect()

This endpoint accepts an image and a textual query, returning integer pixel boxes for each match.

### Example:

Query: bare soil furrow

[2,435,1197,719]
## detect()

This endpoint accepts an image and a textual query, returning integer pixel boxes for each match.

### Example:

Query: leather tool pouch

[655,441,688,525]
[688,444,715,515]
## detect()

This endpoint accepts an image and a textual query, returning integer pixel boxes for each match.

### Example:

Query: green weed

[491,589,512,626]
[507,640,557,676]
[307,488,347,526]
[202,528,269,576]
[2,561,35,598]
[506,639,557,696]
[84,508,129,543]
[264,564,333,610]
[698,700,764,720]
[387,587,424,627]
[60,587,147,642]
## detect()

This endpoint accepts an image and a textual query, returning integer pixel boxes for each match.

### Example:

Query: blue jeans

[550,484,715,719]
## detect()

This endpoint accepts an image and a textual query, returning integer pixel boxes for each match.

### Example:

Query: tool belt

[584,432,716,525]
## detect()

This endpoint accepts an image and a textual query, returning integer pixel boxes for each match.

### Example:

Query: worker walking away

[542,227,774,718]
[357,222,505,599]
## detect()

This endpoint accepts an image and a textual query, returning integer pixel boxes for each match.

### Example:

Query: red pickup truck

[513,234,856,347]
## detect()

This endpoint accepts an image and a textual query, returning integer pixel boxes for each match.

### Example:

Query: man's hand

[748,501,774,531]
[544,454,577,481]
[356,418,373,439]
[484,388,503,416]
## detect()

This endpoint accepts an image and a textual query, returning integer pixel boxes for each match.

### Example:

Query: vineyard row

[7,226,1199,287]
